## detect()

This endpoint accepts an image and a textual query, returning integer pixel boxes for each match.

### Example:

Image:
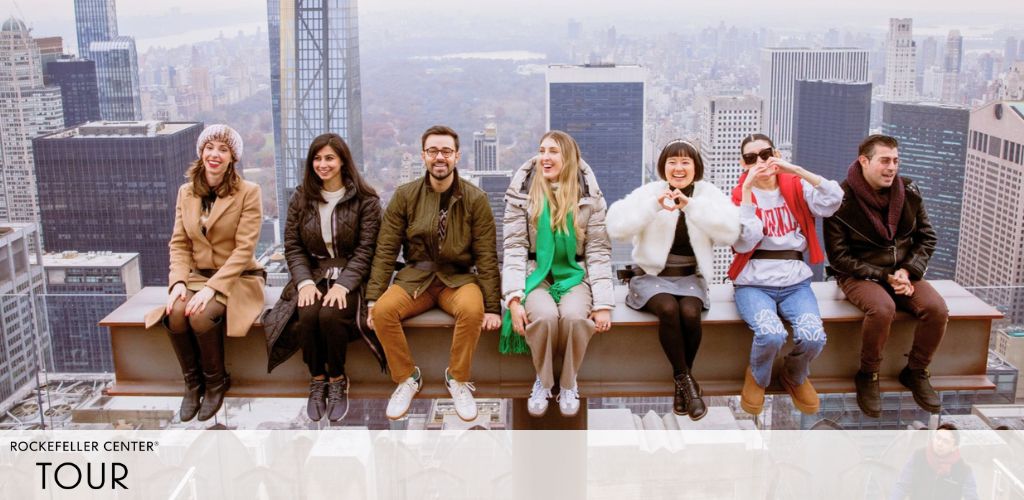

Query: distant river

[412,51,547,62]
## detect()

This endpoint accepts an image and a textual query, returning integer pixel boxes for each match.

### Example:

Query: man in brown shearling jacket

[366,125,501,422]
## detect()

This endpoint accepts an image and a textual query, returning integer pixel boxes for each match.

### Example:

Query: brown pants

[523,282,595,390]
[838,277,949,373]
[372,278,485,384]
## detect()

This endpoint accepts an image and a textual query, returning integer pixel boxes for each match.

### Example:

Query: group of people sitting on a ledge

[143,124,948,426]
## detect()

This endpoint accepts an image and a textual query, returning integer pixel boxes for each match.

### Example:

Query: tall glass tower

[73,0,117,61]
[267,0,364,228]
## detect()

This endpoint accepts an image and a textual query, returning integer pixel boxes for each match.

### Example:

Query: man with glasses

[824,134,948,419]
[366,125,501,422]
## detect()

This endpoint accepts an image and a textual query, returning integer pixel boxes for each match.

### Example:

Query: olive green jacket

[366,170,501,314]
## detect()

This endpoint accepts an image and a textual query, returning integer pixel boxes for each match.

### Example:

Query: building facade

[0,19,66,225]
[699,93,763,283]
[44,57,101,128]
[90,37,142,121]
[32,121,202,286]
[43,251,141,373]
[73,0,117,61]
[760,48,869,148]
[882,102,969,280]
[268,0,364,236]
[0,224,49,406]
[883,18,916,103]
[473,123,499,172]
[956,101,1024,324]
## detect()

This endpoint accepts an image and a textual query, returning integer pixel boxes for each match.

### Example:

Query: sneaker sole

[455,410,479,422]
[528,405,549,418]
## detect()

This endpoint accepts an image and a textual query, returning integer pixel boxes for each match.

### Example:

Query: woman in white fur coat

[606,140,740,420]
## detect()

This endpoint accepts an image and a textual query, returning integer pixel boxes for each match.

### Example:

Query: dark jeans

[838,277,949,373]
[642,294,704,376]
[297,282,358,378]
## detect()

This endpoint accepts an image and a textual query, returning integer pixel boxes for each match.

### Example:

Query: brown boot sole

[740,396,764,415]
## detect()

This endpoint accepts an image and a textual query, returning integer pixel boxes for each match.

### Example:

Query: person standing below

[501,130,614,418]
[889,423,978,500]
[267,133,384,423]
[366,125,502,422]
[606,139,740,420]
[825,134,948,418]
[146,124,265,422]
[731,133,843,417]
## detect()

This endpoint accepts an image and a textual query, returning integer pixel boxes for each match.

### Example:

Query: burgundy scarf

[925,444,961,476]
[845,161,904,241]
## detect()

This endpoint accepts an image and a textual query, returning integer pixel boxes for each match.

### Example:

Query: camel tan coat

[145,180,265,337]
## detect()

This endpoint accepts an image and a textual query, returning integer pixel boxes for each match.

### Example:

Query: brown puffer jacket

[501,157,615,309]
[366,170,501,314]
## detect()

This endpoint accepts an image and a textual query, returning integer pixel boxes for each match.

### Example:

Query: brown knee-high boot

[195,319,230,421]
[163,318,204,421]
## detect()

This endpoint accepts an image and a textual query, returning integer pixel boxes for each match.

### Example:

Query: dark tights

[642,294,704,376]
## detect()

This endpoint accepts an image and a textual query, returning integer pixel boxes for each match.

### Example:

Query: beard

[427,162,454,181]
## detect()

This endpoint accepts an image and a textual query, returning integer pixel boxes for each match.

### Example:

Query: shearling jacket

[824,176,936,281]
[501,156,615,310]
[145,180,265,338]
[606,180,740,291]
[366,170,501,314]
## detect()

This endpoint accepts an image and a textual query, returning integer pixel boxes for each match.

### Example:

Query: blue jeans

[734,279,827,388]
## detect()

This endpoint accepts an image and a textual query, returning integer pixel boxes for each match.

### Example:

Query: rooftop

[40,121,200,140]
[43,250,139,268]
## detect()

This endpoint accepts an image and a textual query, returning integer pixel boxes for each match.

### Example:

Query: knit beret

[196,124,243,161]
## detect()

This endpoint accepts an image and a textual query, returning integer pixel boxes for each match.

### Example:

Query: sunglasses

[742,148,774,165]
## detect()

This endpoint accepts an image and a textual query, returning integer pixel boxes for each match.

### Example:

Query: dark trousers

[642,294,704,375]
[297,282,358,378]
[838,277,949,373]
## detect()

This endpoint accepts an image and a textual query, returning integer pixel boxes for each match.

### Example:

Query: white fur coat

[606,180,740,280]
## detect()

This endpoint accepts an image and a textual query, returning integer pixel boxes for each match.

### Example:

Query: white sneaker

[386,368,422,420]
[557,386,581,417]
[445,368,478,422]
[528,378,552,417]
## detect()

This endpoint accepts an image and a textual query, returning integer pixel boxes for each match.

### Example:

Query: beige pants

[524,282,595,390]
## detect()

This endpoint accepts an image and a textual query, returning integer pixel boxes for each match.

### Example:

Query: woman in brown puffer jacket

[268,133,383,423]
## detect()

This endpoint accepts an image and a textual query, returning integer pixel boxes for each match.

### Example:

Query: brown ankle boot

[780,374,820,415]
[740,366,765,415]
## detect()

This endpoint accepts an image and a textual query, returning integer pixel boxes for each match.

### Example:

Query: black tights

[642,294,704,376]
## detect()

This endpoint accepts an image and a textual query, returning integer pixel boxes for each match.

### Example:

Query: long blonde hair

[528,130,582,234]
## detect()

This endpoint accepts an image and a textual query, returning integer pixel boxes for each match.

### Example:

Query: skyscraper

[957,101,1024,323]
[792,80,871,280]
[0,18,66,224]
[73,0,117,61]
[473,123,499,171]
[44,57,101,128]
[463,170,512,260]
[0,224,49,405]
[883,18,916,102]
[34,36,64,65]
[32,121,202,285]
[547,64,646,206]
[43,251,141,373]
[268,0,364,233]
[941,30,963,104]
[760,48,869,148]
[882,102,969,280]
[699,93,762,282]
[90,36,142,120]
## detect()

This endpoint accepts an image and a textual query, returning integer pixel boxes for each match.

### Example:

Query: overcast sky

[8,0,1024,55]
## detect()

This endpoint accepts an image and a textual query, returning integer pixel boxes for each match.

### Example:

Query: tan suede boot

[780,374,820,415]
[740,366,765,415]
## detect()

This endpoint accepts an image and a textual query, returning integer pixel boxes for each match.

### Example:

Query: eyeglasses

[742,148,773,165]
[424,148,456,159]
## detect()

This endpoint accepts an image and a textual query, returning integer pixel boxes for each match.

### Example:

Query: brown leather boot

[163,318,203,422]
[740,366,765,415]
[780,374,820,415]
[195,319,230,422]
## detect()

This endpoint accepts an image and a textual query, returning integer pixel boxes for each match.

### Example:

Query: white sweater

[606,180,740,281]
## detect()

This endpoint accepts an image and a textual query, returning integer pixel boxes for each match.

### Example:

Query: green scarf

[500,197,585,354]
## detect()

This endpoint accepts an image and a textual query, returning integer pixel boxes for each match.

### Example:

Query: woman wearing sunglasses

[606,139,740,420]
[730,133,843,417]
